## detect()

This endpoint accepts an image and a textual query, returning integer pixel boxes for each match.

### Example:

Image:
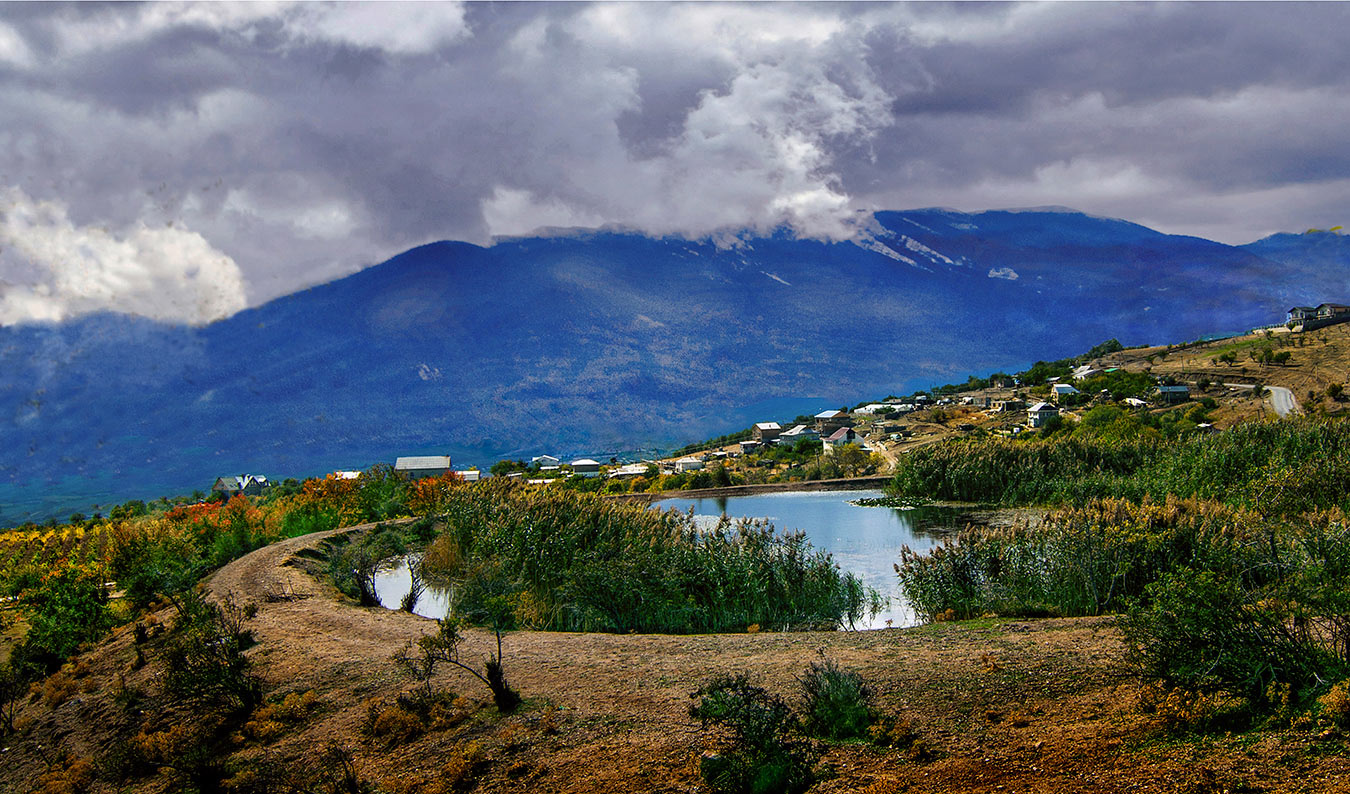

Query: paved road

[1224,382,1301,418]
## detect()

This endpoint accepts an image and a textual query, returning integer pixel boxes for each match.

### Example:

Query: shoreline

[605,475,892,505]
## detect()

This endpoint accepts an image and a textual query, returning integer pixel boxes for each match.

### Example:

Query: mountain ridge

[3,207,1345,523]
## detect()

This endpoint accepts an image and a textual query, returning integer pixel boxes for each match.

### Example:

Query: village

[209,303,1350,500]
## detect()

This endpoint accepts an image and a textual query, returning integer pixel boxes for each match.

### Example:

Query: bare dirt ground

[4,524,1348,793]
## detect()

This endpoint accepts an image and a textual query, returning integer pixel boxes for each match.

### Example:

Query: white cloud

[988,267,1019,281]
[0,188,246,326]
[283,2,470,54]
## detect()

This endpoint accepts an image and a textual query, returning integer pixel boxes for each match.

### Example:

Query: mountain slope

[0,209,1320,522]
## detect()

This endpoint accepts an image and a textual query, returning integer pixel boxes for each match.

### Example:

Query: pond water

[654,490,954,629]
[373,488,956,630]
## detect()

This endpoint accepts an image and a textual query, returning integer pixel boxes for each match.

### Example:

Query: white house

[608,463,650,479]
[675,456,705,472]
[331,470,362,480]
[531,454,561,467]
[852,403,889,415]
[394,456,453,479]
[455,469,481,482]
[821,426,859,454]
[779,424,819,444]
[571,459,602,477]
[212,474,271,497]
[1027,402,1059,428]
[1072,364,1101,381]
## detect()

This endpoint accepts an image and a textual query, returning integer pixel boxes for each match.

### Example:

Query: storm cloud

[2,1,1349,325]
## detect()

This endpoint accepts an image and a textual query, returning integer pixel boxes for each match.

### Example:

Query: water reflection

[656,489,955,629]
[373,489,958,631]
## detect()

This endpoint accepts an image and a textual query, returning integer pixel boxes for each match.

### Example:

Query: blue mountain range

[2,208,1344,524]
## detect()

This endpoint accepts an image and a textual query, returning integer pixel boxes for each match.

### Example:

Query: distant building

[814,409,850,434]
[394,456,453,479]
[1027,402,1059,428]
[1124,397,1148,409]
[531,455,561,467]
[331,470,362,480]
[753,422,782,443]
[1072,364,1101,381]
[1318,303,1350,320]
[212,474,271,497]
[608,463,650,479]
[992,399,1025,413]
[570,459,602,477]
[1154,385,1191,404]
[779,424,819,444]
[456,469,481,483]
[821,426,859,454]
[739,439,763,455]
[1051,383,1080,403]
[675,456,705,473]
[1289,306,1318,324]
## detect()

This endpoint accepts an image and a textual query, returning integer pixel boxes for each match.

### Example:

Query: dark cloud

[0,1,1348,325]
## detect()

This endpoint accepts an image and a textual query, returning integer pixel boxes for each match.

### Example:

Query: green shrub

[160,591,262,712]
[690,674,815,794]
[798,658,873,740]
[1121,567,1347,708]
[11,561,111,676]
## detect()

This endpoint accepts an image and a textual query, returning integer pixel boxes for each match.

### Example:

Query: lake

[375,488,953,630]
[654,489,951,629]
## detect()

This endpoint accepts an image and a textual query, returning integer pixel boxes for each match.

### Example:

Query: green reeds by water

[418,480,873,634]
[889,417,1350,515]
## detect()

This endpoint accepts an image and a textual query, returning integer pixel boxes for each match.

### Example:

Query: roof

[1028,401,1057,412]
[781,424,815,435]
[395,456,452,470]
[824,426,856,442]
[1156,385,1190,393]
[676,456,702,464]
[1052,383,1079,393]
[755,422,781,431]
[815,409,843,419]
[571,458,601,467]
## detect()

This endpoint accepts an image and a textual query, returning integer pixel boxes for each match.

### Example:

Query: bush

[159,591,261,712]
[1120,568,1343,708]
[690,674,816,794]
[12,561,111,676]
[799,658,873,740]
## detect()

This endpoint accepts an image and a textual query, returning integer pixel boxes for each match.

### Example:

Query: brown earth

[3,523,1348,793]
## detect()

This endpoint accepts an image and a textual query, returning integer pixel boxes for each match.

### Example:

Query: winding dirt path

[194,525,1350,794]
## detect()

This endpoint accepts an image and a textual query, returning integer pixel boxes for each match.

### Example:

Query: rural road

[1224,382,1302,417]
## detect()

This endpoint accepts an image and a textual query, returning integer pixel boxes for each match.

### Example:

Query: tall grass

[419,480,872,633]
[889,417,1350,516]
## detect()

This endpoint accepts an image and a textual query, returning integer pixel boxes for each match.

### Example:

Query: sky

[2,1,1350,327]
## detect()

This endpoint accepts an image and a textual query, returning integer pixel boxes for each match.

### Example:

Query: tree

[395,615,520,713]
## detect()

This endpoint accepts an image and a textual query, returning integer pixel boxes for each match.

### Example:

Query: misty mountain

[0,208,1324,523]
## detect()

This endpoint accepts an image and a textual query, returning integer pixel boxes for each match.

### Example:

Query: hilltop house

[753,422,782,443]
[1317,303,1350,320]
[821,426,859,454]
[1289,306,1318,324]
[212,474,271,497]
[570,459,602,477]
[456,469,481,483]
[394,455,453,479]
[531,454,561,467]
[608,463,650,480]
[1027,402,1059,428]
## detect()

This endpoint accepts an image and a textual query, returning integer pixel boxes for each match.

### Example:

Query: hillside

[2,208,1345,523]
[3,525,1346,793]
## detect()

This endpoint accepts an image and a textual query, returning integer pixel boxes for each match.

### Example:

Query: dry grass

[0,525,1347,793]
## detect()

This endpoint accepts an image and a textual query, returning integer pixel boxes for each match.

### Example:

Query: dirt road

[181,524,1350,794]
